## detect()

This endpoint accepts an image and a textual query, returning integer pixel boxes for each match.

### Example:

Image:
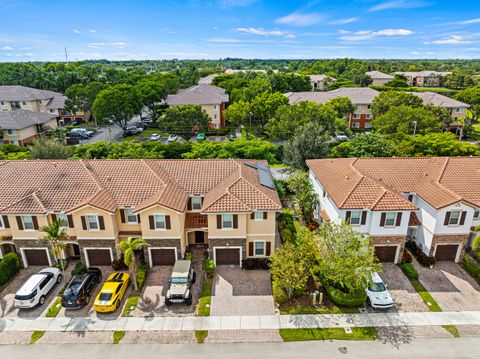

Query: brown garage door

[150,249,176,266]
[24,249,49,266]
[86,249,112,266]
[435,244,459,261]
[215,248,240,265]
[374,246,397,262]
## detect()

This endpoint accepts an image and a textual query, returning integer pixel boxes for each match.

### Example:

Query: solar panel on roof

[257,162,275,189]
[244,161,257,169]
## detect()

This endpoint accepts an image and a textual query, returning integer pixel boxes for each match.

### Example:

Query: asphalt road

[80,124,123,144]
[2,338,478,359]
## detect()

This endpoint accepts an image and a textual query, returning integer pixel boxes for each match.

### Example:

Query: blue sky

[0,0,479,61]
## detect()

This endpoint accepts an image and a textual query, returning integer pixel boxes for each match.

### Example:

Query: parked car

[71,128,94,138]
[132,123,145,132]
[167,134,178,142]
[61,267,102,309]
[335,133,350,142]
[196,132,206,141]
[150,133,161,141]
[165,260,196,305]
[67,131,87,140]
[366,272,394,309]
[93,272,130,313]
[14,267,62,309]
[229,134,236,141]
[142,118,153,125]
[122,128,137,137]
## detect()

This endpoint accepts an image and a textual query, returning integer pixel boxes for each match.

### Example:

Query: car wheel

[186,294,193,306]
[39,296,46,305]
[85,296,90,305]
[165,299,171,306]
[57,274,63,283]
[116,300,120,310]
[366,297,372,307]
[192,272,197,284]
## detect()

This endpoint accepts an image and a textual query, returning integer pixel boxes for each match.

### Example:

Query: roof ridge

[80,160,103,191]
[31,191,47,212]
[339,159,364,208]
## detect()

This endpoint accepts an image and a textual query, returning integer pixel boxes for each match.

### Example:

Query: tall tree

[162,105,210,134]
[118,237,148,291]
[331,132,397,158]
[373,104,440,135]
[39,220,68,284]
[454,86,480,123]
[371,91,423,118]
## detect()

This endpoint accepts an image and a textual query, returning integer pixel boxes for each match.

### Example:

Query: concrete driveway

[210,266,275,316]
[376,263,429,312]
[415,261,480,311]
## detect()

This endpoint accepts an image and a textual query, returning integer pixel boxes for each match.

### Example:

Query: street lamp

[248,111,253,140]
[413,120,417,137]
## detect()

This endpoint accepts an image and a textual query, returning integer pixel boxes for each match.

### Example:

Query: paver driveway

[210,266,275,316]
[414,261,480,311]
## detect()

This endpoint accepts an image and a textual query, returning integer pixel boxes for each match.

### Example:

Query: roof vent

[52,161,57,167]
[345,176,349,181]
[106,176,112,182]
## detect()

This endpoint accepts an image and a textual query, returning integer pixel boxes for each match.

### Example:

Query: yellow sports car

[93,272,130,313]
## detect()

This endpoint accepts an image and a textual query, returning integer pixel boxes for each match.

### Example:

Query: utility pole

[64,47,69,64]
[248,111,253,140]
[413,121,417,137]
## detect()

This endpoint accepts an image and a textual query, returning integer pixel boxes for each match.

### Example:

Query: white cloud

[1,46,13,51]
[112,42,127,48]
[327,17,359,25]
[206,38,243,43]
[218,0,257,8]
[340,28,414,41]
[338,29,351,34]
[369,0,430,12]
[87,42,106,48]
[237,27,288,37]
[411,51,420,55]
[87,42,127,49]
[275,12,324,26]
[429,35,471,45]
[73,29,80,34]
[88,29,96,33]
[452,18,480,25]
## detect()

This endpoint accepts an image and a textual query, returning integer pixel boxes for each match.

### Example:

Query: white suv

[14,267,62,308]
[366,272,394,309]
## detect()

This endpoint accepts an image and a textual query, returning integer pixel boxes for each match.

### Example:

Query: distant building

[394,71,452,87]
[365,71,394,86]
[198,74,218,85]
[0,110,58,146]
[308,75,336,91]
[166,84,229,129]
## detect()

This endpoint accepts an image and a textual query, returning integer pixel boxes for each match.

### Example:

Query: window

[154,214,166,230]
[57,213,68,227]
[365,114,371,119]
[351,122,360,129]
[124,208,138,224]
[0,101,4,105]
[353,114,360,119]
[213,104,217,110]
[191,196,202,210]
[455,107,463,113]
[214,123,219,129]
[254,211,264,220]
[10,140,18,145]
[349,210,362,225]
[322,189,326,198]
[448,210,461,226]
[222,214,233,229]
[22,216,35,230]
[385,212,397,227]
[254,241,265,256]
[49,109,55,113]
[214,114,218,119]
[0,216,4,229]
[474,211,480,220]
[86,215,99,230]
[364,122,372,129]
[6,129,16,136]
[22,101,26,105]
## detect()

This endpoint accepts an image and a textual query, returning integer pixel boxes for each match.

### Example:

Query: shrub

[71,261,87,276]
[0,252,21,286]
[204,258,215,278]
[184,250,193,261]
[272,280,288,305]
[112,259,128,271]
[55,259,68,271]
[463,254,480,282]
[401,250,413,263]
[417,251,436,267]
[278,209,297,243]
[241,258,269,270]
[136,264,149,290]
[401,262,419,280]
[323,283,367,307]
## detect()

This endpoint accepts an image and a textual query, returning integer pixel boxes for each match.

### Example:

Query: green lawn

[197,277,213,316]
[113,330,126,344]
[45,297,62,318]
[280,303,359,315]
[279,327,378,342]
[30,331,45,344]
[442,325,460,338]
[195,330,209,343]
[121,293,140,317]
[410,87,457,94]
[410,279,442,312]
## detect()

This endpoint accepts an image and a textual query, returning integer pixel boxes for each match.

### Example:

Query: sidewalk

[1,311,480,333]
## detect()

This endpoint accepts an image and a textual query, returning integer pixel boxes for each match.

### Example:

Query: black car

[61,267,102,309]
[122,128,136,137]
[67,131,87,140]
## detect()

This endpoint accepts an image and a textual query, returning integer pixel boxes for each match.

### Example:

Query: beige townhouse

[365,71,394,86]
[166,84,229,129]
[308,75,336,91]
[0,110,58,146]
[394,71,452,87]
[0,159,281,268]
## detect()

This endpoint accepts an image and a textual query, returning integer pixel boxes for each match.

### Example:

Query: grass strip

[45,297,62,318]
[280,327,378,342]
[30,331,45,344]
[195,330,209,343]
[197,277,212,317]
[121,293,140,317]
[410,279,442,312]
[280,303,359,315]
[442,325,460,338]
[113,330,126,344]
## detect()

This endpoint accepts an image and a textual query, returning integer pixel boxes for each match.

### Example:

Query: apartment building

[307,157,480,263]
[166,84,229,129]
[0,159,281,268]
[0,110,58,146]
[394,71,452,87]
[285,88,469,130]
[308,75,336,91]
[365,71,394,86]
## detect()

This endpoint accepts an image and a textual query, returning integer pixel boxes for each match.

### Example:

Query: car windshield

[171,277,188,284]
[99,293,112,301]
[64,281,82,296]
[368,282,386,292]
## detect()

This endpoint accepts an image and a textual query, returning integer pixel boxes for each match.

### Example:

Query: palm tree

[39,219,68,284]
[119,237,148,291]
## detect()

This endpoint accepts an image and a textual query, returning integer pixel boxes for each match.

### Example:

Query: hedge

[0,252,21,286]
[401,262,419,281]
[204,258,215,278]
[71,261,86,276]
[323,283,367,307]
[463,254,480,282]
[272,280,288,305]
[136,264,149,290]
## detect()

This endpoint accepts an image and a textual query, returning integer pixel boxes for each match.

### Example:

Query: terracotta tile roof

[166,84,229,105]
[308,157,480,211]
[0,159,281,215]
[185,213,208,228]
[409,212,421,226]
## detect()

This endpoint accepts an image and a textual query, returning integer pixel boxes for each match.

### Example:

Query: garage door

[24,249,49,266]
[86,249,112,266]
[215,248,240,265]
[150,249,176,266]
[374,246,397,262]
[435,244,459,261]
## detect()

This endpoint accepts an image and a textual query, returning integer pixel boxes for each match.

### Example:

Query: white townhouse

[307,157,480,263]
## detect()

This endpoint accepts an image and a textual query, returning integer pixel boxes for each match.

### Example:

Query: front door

[195,231,204,244]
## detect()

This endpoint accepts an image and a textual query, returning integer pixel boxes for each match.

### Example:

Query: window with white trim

[0,215,4,229]
[191,196,202,210]
[448,210,461,226]
[351,122,360,129]
[385,212,396,227]
[214,123,219,129]
[57,213,68,227]
[349,210,362,225]
[455,107,463,113]
[254,211,264,220]
[6,129,16,136]
[474,211,480,220]
[254,241,265,256]
[353,114,360,119]
[364,121,372,129]
[214,114,218,119]
[86,215,99,230]
[222,214,233,229]
[124,208,138,224]
[154,214,166,229]
[213,104,218,110]
[22,215,34,230]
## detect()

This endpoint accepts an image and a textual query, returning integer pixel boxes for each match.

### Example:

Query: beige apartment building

[166,84,229,129]
[365,71,394,86]
[394,71,452,87]
[0,110,58,146]
[0,159,281,268]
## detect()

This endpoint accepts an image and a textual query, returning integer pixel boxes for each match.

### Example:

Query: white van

[14,267,62,308]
